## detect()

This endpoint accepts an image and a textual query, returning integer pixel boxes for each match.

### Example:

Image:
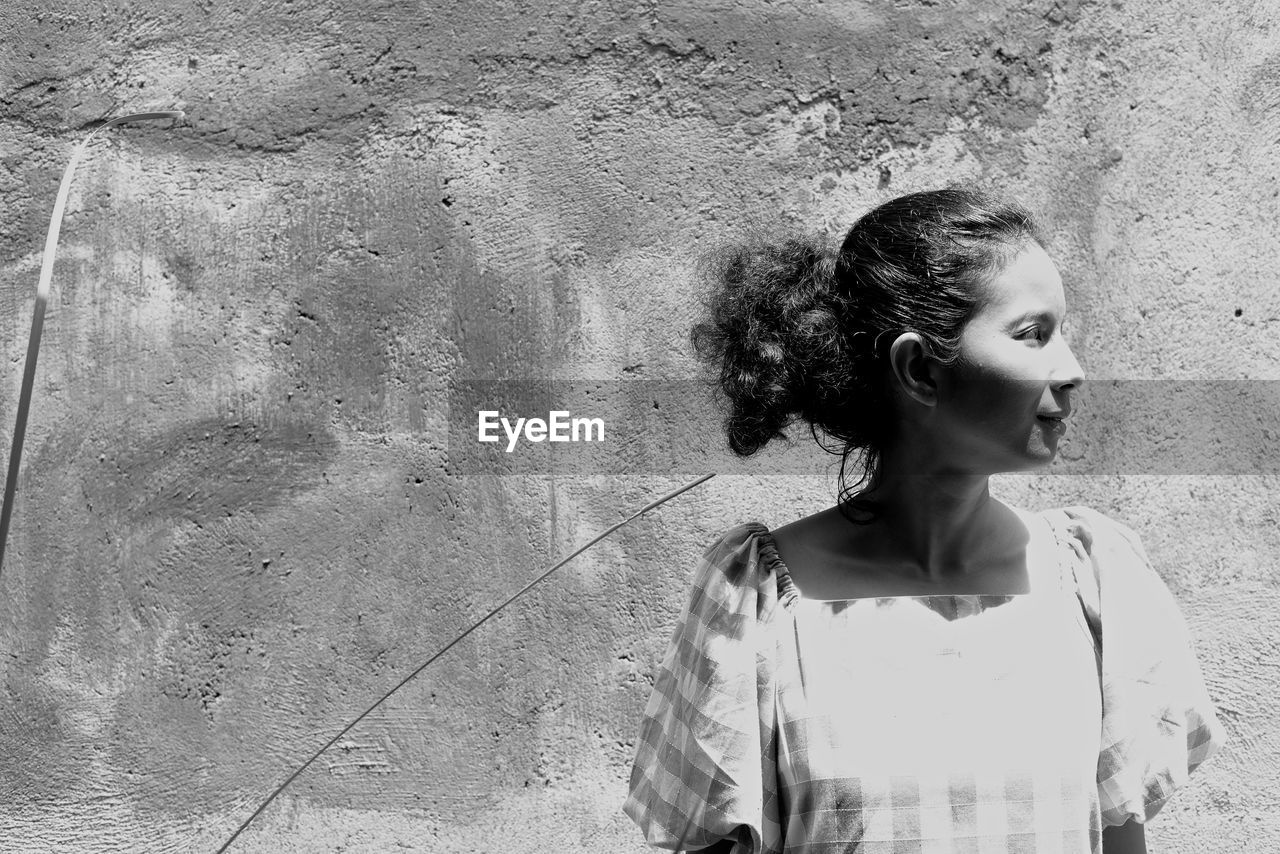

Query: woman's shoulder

[694,521,774,577]
[765,504,872,595]
[1032,505,1155,567]
[1036,504,1189,634]
[685,522,793,616]
[698,520,772,553]
[691,522,778,581]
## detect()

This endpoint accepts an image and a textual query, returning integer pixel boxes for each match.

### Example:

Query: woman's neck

[852,454,1009,581]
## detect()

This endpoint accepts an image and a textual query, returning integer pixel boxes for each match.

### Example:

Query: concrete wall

[0,0,1272,851]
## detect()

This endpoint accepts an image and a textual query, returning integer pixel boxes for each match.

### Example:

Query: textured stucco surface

[0,0,1275,851]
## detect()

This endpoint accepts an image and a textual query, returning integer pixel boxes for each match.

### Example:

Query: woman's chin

[1007,437,1059,471]
[1028,443,1059,467]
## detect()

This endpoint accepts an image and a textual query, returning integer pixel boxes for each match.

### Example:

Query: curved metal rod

[214,471,716,853]
[0,110,185,581]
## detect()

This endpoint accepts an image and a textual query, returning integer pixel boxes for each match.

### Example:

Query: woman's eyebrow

[1004,310,1054,328]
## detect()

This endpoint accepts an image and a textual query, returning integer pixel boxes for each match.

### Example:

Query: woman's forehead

[978,243,1066,316]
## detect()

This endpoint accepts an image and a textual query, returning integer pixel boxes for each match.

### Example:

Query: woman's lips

[1037,414,1066,434]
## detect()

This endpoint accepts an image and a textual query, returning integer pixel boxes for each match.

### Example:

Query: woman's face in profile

[931,241,1086,474]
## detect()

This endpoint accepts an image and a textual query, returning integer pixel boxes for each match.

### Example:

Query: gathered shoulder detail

[1059,507,1096,554]
[1043,507,1102,640]
[1042,505,1097,565]
[688,523,784,617]
[752,527,800,613]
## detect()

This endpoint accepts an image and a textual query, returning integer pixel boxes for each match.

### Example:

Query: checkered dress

[624,506,1225,853]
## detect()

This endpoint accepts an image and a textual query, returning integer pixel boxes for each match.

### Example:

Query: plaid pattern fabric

[1052,507,1227,827]
[624,510,1226,853]
[624,525,783,852]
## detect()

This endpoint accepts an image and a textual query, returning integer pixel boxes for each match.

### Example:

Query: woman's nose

[1052,339,1086,391]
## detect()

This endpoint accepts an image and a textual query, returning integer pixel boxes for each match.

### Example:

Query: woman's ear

[887,331,939,407]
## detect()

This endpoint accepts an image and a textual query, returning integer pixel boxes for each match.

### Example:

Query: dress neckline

[757,505,1058,605]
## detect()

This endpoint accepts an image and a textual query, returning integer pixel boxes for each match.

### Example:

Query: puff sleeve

[623,523,784,853]
[1057,507,1227,828]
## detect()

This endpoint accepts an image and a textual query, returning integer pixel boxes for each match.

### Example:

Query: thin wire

[215,472,716,853]
[0,111,185,581]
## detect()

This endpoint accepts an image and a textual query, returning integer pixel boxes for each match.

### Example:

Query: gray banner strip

[447,380,1280,475]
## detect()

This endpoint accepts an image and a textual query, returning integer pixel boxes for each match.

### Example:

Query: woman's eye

[1017,327,1044,342]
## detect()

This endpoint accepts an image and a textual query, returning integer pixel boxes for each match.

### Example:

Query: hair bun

[692,234,850,456]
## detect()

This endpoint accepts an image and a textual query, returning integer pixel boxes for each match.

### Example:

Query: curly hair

[691,186,1044,515]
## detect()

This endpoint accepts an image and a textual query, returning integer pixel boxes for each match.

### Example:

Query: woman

[623,188,1225,854]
